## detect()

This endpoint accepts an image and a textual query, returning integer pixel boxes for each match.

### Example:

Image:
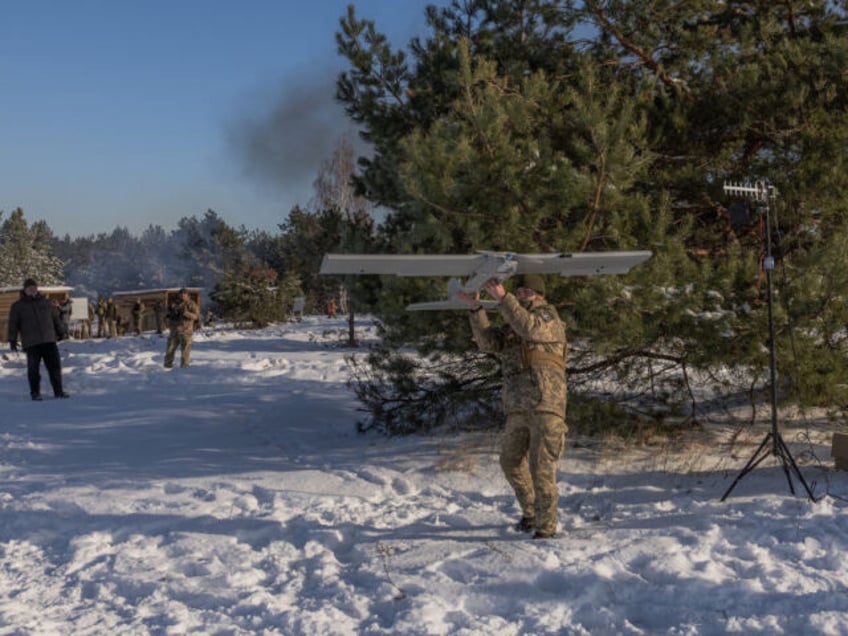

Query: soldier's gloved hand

[9,341,18,352]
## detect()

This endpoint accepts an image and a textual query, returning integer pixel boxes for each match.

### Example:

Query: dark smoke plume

[227,69,359,198]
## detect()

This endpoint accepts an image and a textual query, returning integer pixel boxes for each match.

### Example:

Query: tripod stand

[720,181,816,502]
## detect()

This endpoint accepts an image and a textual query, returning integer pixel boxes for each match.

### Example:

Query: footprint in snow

[391,476,415,496]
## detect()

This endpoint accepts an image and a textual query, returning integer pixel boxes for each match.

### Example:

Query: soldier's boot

[532,528,557,540]
[513,516,536,533]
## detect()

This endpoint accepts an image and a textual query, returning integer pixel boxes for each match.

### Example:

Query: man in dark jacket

[7,278,70,401]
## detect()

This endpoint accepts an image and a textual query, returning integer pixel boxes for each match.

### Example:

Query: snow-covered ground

[1,316,846,635]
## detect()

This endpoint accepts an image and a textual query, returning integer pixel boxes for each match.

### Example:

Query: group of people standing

[7,281,201,400]
[92,296,161,338]
[94,296,118,338]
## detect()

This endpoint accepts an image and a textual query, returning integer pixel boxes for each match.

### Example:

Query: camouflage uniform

[469,293,567,537]
[164,292,199,368]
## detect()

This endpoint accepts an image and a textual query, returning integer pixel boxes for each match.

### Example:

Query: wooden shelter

[111,288,202,333]
[1,285,73,340]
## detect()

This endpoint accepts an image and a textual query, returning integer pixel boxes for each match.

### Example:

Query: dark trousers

[25,342,64,397]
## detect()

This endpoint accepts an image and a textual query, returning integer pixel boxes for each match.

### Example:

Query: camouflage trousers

[164,332,193,368]
[500,412,568,536]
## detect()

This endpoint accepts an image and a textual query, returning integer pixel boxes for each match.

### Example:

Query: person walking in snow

[458,274,567,539]
[6,278,70,400]
[163,288,199,368]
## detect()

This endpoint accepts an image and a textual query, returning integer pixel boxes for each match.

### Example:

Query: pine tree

[335,1,848,433]
[576,0,848,407]
[211,264,295,328]
[0,208,64,287]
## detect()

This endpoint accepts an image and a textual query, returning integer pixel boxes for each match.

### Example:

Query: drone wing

[319,253,486,277]
[512,251,653,276]
[321,251,652,278]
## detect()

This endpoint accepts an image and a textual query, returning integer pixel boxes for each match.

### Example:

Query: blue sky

[0,0,439,238]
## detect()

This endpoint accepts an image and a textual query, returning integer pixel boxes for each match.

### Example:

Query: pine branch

[571,348,684,376]
[585,0,692,100]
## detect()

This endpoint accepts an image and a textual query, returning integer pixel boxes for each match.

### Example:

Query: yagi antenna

[722,180,777,202]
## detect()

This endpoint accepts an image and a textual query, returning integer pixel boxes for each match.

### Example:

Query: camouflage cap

[516,274,545,295]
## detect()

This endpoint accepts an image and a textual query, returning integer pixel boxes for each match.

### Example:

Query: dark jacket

[7,291,67,349]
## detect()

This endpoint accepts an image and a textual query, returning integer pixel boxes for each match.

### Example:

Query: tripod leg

[774,433,817,501]
[720,433,773,501]
[777,454,797,496]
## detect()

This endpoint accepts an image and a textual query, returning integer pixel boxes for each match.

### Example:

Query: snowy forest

[3,1,848,436]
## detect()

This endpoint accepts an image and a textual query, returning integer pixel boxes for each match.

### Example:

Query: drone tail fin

[406,277,497,311]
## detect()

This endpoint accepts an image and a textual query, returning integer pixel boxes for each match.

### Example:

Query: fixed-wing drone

[319,250,652,310]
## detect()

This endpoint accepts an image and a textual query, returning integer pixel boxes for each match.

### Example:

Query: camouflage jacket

[469,294,567,418]
[167,299,199,334]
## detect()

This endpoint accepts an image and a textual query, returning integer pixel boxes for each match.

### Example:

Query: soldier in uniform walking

[459,274,567,539]
[164,288,199,368]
